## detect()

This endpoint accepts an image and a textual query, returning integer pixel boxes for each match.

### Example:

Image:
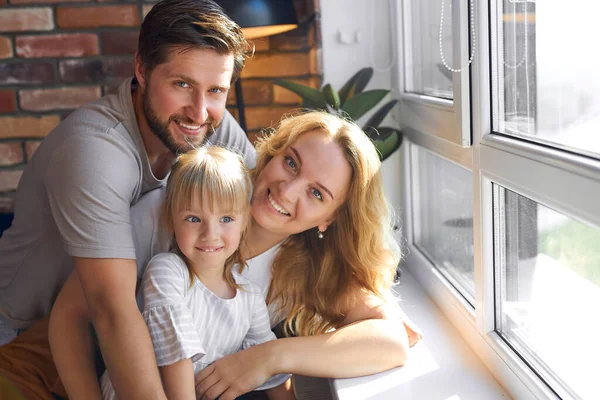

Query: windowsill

[329,268,510,400]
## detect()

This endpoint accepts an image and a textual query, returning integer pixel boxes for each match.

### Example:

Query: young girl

[99,146,292,400]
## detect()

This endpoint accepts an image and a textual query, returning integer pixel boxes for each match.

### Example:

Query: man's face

[138,47,234,154]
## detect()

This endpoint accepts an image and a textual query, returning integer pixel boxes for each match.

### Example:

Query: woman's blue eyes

[284,156,324,202]
[311,188,323,201]
[285,156,297,171]
[185,216,234,223]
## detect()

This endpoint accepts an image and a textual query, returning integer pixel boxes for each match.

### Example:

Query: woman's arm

[49,270,102,400]
[159,358,196,400]
[195,292,419,400]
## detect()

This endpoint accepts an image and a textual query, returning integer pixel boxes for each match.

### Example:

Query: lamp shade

[218,0,298,39]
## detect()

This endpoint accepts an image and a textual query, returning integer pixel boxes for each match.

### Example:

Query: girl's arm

[159,358,196,400]
[195,291,419,400]
[49,270,102,400]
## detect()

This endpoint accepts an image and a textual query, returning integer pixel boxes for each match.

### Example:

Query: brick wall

[0,0,322,213]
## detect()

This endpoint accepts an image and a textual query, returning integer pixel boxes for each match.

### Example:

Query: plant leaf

[341,89,389,121]
[338,67,373,104]
[322,83,341,110]
[273,79,328,110]
[363,99,398,133]
[374,130,403,161]
[365,126,401,141]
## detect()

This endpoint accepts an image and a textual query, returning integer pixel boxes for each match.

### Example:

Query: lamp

[217,0,299,132]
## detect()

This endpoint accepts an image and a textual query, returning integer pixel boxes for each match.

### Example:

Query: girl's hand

[194,343,276,400]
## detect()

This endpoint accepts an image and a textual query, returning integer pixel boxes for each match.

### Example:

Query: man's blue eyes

[174,82,223,93]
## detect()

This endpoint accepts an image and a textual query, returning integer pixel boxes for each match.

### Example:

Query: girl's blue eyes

[220,216,233,223]
[185,216,200,223]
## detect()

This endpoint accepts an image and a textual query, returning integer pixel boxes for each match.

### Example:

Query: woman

[193,110,422,399]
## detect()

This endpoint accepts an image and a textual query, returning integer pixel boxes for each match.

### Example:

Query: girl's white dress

[100,252,289,399]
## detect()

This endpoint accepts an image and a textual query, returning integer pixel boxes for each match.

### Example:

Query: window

[494,186,600,400]
[399,0,600,399]
[412,146,474,305]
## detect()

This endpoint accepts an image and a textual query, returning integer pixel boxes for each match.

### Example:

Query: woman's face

[251,130,352,239]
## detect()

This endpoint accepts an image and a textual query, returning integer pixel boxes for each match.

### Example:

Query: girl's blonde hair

[165,146,253,288]
[254,110,401,336]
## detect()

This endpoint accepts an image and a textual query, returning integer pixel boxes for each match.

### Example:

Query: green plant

[273,67,403,161]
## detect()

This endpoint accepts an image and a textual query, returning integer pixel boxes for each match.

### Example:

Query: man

[0,0,255,398]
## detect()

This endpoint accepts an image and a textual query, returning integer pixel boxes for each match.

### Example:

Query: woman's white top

[100,252,289,399]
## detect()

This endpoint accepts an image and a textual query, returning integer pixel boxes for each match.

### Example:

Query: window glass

[494,185,600,399]
[404,0,454,99]
[495,0,600,158]
[413,146,474,304]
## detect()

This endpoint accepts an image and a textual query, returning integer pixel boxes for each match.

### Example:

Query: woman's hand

[403,317,424,347]
[194,343,278,400]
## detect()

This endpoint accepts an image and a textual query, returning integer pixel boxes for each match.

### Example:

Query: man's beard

[142,87,219,155]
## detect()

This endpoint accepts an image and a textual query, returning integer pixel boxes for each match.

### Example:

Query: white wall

[319,0,404,221]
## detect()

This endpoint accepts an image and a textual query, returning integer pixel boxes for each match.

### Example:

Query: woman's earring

[317,230,324,239]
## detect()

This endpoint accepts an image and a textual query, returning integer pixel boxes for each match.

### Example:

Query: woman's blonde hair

[254,110,401,336]
[165,146,253,288]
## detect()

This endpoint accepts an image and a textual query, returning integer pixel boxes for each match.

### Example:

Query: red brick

[0,195,14,213]
[0,8,53,32]
[20,86,101,111]
[10,0,87,3]
[0,169,22,192]
[242,53,310,78]
[142,4,154,18]
[309,47,322,75]
[57,6,139,29]
[16,34,98,58]
[250,37,269,52]
[0,62,54,85]
[0,90,16,112]
[271,24,314,51]
[0,142,23,166]
[227,80,272,106]
[244,106,296,131]
[0,116,60,139]
[0,36,12,59]
[101,31,138,55]
[59,58,133,84]
[25,140,41,160]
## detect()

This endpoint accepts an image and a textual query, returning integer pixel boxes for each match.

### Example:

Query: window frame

[396,1,600,399]
[398,0,472,147]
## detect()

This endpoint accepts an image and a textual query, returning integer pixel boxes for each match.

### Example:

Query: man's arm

[74,257,167,400]
[49,270,102,400]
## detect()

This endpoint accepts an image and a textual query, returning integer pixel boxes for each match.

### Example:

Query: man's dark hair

[138,0,249,82]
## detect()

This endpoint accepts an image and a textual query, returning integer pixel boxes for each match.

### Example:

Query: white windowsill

[329,268,510,400]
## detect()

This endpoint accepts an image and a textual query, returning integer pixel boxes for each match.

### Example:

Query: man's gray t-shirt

[0,77,257,329]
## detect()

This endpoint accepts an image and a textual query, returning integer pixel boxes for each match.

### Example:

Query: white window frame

[399,0,471,147]
[395,1,600,399]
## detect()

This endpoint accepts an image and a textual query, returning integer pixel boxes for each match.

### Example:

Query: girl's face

[251,130,352,239]
[172,200,245,272]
